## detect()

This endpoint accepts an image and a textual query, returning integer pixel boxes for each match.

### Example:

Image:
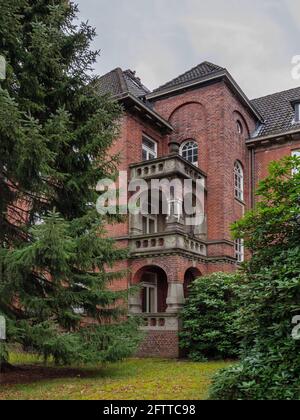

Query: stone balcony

[130,154,206,183]
[130,232,207,257]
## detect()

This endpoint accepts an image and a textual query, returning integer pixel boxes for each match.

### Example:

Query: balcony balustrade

[140,313,180,332]
[130,155,206,184]
[130,232,207,257]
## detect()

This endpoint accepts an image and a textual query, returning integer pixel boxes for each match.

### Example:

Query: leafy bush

[210,157,300,400]
[180,272,241,361]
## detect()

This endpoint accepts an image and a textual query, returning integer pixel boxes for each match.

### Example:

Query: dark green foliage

[180,272,241,361]
[0,1,140,365]
[211,157,300,400]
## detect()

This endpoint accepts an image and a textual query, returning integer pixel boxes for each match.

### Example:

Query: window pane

[234,162,244,201]
[142,149,148,161]
[143,137,156,151]
[181,141,198,165]
[296,104,300,122]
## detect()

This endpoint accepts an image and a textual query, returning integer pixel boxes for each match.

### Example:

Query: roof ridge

[153,61,225,92]
[202,61,224,70]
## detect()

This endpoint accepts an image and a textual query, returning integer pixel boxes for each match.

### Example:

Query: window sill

[235,197,245,206]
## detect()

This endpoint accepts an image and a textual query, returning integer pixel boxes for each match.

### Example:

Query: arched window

[234,161,244,201]
[236,120,243,135]
[180,140,198,166]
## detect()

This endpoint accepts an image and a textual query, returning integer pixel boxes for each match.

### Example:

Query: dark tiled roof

[152,61,225,93]
[96,68,150,98]
[251,87,300,138]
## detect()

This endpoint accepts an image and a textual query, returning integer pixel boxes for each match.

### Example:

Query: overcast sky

[76,0,300,99]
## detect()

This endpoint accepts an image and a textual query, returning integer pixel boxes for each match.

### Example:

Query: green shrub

[210,347,300,400]
[210,157,300,400]
[179,272,241,361]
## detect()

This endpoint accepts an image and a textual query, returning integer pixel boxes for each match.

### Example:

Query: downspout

[250,148,256,209]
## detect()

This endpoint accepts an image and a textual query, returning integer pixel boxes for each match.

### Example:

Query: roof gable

[152,61,225,93]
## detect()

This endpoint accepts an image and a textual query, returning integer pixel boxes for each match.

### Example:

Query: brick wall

[151,81,256,258]
[253,140,300,189]
[136,331,179,359]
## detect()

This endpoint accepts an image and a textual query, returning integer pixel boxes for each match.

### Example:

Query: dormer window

[295,103,300,123]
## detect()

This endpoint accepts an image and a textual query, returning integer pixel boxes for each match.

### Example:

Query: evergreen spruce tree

[0,0,140,371]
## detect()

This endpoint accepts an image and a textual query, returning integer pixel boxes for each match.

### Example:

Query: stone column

[165,175,186,233]
[129,213,143,236]
[128,292,142,314]
[166,283,185,314]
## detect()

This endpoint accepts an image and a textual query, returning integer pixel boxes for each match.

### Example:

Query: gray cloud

[77,0,300,98]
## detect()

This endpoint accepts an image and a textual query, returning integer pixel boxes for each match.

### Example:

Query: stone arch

[168,102,207,140]
[131,265,169,313]
[168,102,208,171]
[233,110,250,137]
[183,267,202,298]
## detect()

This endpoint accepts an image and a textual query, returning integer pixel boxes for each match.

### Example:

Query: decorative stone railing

[139,314,180,332]
[130,155,206,184]
[130,232,207,257]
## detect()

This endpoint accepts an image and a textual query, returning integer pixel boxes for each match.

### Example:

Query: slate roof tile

[251,87,300,138]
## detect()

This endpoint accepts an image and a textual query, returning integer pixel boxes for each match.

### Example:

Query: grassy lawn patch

[0,355,233,400]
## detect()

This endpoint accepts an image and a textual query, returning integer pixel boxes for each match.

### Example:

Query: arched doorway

[183,268,201,299]
[132,266,168,314]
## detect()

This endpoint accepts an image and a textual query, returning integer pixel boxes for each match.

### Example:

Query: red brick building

[97,62,300,358]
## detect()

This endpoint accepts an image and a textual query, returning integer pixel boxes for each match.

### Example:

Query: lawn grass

[0,354,232,400]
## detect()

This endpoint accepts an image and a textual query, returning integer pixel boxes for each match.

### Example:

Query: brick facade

[101,63,300,358]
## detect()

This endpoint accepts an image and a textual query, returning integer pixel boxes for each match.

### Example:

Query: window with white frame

[292,149,300,174]
[235,239,244,263]
[141,273,157,313]
[295,103,300,123]
[180,140,198,166]
[234,161,244,201]
[142,136,157,161]
[142,215,158,234]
